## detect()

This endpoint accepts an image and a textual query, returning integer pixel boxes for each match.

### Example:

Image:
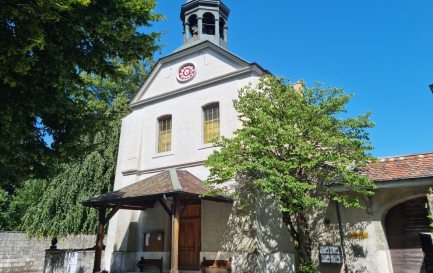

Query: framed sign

[319,245,342,264]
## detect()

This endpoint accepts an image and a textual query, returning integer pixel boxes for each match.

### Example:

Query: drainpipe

[335,201,349,273]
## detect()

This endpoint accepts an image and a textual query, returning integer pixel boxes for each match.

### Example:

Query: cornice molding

[122,160,206,176]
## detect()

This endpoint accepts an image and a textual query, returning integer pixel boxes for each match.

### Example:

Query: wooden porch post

[93,207,106,273]
[171,196,180,273]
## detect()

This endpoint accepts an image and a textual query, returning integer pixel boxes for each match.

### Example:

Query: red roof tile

[362,152,433,182]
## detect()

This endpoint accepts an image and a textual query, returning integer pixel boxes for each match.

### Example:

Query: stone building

[83,1,433,272]
[322,153,433,273]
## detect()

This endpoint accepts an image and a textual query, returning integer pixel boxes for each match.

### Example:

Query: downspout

[335,201,349,273]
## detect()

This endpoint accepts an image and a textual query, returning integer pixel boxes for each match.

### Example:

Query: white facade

[103,40,299,273]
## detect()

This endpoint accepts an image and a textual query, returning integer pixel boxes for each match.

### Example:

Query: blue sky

[151,0,433,157]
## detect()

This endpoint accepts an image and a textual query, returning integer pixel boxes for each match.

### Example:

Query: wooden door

[179,203,201,270]
[385,196,430,273]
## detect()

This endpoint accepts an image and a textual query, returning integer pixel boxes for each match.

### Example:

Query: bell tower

[180,0,230,49]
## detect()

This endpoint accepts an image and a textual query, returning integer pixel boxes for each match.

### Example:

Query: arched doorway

[385,196,431,273]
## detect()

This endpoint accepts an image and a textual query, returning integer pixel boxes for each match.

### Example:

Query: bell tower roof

[179,0,230,50]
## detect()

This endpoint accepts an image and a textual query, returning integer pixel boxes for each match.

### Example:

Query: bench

[200,257,232,273]
[136,257,163,273]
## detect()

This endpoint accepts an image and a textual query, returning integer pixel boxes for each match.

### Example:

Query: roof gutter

[333,176,433,192]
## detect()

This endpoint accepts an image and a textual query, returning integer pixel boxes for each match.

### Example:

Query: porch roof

[82,169,232,210]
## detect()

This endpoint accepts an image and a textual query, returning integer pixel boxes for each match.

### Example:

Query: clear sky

[150,0,433,157]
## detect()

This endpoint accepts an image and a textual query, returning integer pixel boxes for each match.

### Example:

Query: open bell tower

[180,0,230,49]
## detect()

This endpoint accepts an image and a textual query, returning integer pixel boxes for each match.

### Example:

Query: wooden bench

[136,257,163,273]
[200,257,232,273]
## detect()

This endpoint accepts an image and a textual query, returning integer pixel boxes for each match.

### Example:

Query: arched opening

[219,18,226,39]
[202,12,215,35]
[188,14,198,37]
[385,196,430,273]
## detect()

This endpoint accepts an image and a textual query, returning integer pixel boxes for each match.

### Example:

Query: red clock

[177,63,196,82]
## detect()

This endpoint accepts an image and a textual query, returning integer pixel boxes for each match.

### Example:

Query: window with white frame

[158,115,172,153]
[203,103,220,144]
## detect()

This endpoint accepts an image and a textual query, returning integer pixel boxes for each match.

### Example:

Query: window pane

[203,104,220,143]
[158,116,172,153]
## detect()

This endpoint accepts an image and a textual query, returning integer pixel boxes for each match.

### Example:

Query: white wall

[317,185,432,273]
[105,47,262,271]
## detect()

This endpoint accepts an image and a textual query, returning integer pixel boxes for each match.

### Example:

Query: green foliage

[7,59,144,236]
[20,94,129,237]
[299,263,317,273]
[205,76,376,269]
[0,60,146,232]
[0,188,12,230]
[427,188,433,232]
[0,0,162,188]
[0,179,47,230]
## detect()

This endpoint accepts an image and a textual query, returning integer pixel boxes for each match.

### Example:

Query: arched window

[219,18,226,39]
[202,13,215,35]
[203,103,220,143]
[158,115,172,153]
[188,14,198,37]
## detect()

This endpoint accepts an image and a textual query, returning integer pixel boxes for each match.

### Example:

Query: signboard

[319,245,342,264]
[348,232,369,239]
[143,232,164,252]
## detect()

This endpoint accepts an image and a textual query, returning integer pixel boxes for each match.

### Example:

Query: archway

[202,12,215,35]
[188,14,198,37]
[385,196,430,273]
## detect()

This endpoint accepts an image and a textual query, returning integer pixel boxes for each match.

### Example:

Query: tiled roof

[362,152,433,182]
[82,169,231,208]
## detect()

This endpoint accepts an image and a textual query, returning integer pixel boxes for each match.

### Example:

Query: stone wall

[44,250,102,273]
[0,232,95,273]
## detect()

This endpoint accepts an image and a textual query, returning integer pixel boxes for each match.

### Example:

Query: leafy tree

[1,179,47,230]
[0,188,11,230]
[0,0,162,189]
[205,76,376,272]
[20,94,130,237]
[6,60,145,235]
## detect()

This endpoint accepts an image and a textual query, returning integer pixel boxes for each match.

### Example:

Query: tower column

[184,22,190,42]
[224,26,228,43]
[215,17,220,41]
[197,16,203,38]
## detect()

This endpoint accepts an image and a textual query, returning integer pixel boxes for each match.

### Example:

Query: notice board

[143,232,164,252]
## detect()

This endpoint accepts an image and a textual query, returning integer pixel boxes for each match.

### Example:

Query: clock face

[177,63,196,82]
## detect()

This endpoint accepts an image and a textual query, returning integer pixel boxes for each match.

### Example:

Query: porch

[82,169,232,273]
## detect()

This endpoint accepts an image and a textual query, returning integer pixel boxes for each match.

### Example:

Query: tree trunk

[282,211,315,272]
[295,212,312,265]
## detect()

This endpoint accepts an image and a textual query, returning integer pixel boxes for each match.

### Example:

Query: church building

[83,1,433,273]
